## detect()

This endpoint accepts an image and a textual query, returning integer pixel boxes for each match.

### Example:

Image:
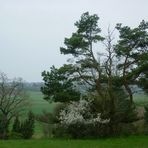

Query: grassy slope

[0,136,148,148]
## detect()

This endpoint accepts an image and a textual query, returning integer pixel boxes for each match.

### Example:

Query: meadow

[27,90,54,114]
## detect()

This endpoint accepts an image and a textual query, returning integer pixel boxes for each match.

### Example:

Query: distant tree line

[23,82,43,92]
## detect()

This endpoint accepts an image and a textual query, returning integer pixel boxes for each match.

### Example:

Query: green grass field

[0,136,148,148]
[27,90,55,114]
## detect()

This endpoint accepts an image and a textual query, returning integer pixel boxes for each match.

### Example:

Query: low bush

[8,132,22,139]
[11,111,35,139]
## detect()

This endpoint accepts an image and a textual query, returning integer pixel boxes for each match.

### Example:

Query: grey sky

[0,0,148,82]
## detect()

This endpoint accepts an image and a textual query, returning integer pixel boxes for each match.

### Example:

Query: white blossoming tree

[57,99,110,138]
[59,99,110,125]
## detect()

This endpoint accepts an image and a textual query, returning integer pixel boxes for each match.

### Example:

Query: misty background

[0,0,148,82]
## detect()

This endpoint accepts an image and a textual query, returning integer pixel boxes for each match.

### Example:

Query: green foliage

[60,12,104,89]
[115,21,148,96]
[90,92,137,136]
[12,116,21,133]
[138,73,148,94]
[41,65,80,103]
[20,111,35,139]
[10,112,35,139]
[60,12,104,57]
[115,90,137,123]
[54,122,110,139]
[41,12,148,138]
[36,104,66,138]
[8,132,22,140]
[60,12,105,97]
[118,123,137,136]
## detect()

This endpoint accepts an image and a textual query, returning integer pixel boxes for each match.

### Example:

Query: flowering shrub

[59,99,110,125]
[56,99,110,138]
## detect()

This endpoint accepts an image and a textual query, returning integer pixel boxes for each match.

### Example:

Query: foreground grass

[0,136,148,148]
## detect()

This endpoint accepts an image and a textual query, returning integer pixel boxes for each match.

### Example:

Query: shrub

[36,104,65,138]
[20,111,35,139]
[12,116,21,133]
[119,123,137,136]
[10,112,35,139]
[42,123,53,138]
[8,132,22,139]
[55,97,137,138]
[56,99,110,138]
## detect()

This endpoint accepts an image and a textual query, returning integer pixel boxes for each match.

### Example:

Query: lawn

[0,136,148,148]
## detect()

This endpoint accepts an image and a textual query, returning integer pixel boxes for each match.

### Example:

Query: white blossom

[59,99,110,125]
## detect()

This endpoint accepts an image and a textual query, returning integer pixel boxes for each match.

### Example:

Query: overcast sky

[0,0,148,82]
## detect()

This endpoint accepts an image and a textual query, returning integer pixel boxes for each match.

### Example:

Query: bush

[12,116,21,133]
[20,111,35,139]
[8,132,22,139]
[36,104,65,138]
[52,124,68,138]
[119,123,137,136]
[53,97,137,138]
[39,95,137,138]
[54,99,110,138]
[10,112,35,139]
[42,123,53,138]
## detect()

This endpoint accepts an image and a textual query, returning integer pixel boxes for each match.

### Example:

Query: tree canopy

[41,12,148,137]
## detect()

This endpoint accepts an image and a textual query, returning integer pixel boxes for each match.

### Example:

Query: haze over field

[0,0,148,82]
